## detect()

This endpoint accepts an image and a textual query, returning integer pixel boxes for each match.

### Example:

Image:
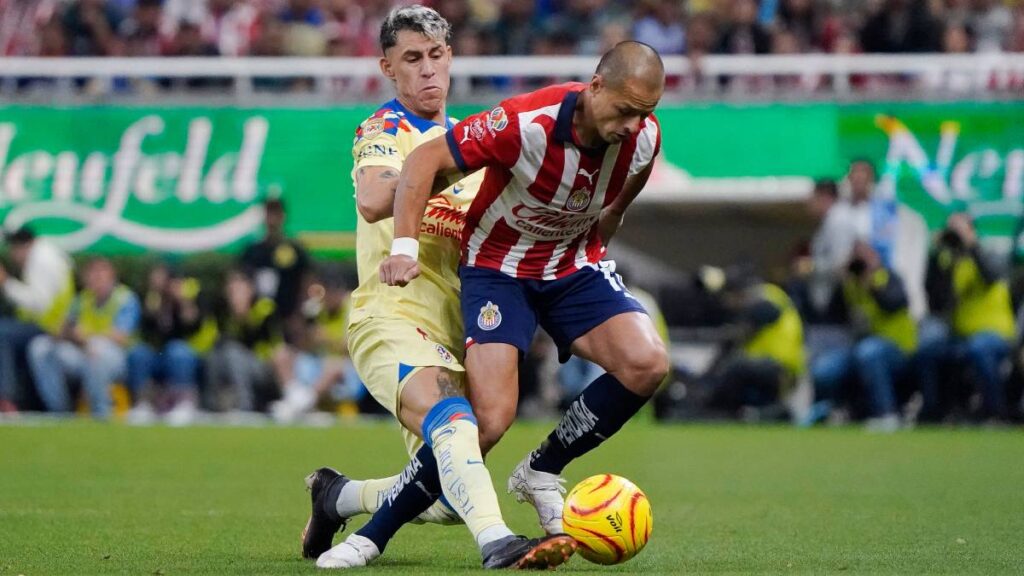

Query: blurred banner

[0,103,1021,256]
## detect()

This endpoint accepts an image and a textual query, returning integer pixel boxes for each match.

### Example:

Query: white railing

[1,54,1023,99]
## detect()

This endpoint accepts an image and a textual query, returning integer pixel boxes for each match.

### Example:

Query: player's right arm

[351,111,406,223]
[355,166,400,223]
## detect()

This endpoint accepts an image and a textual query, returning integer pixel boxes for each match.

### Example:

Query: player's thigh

[398,365,465,437]
[537,263,667,394]
[348,318,465,444]
[460,265,537,452]
[570,311,668,394]
[465,342,520,454]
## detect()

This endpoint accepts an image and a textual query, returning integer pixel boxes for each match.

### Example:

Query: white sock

[335,479,365,519]
[476,524,515,549]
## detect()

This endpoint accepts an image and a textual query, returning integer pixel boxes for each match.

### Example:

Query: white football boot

[316,534,380,569]
[507,453,567,535]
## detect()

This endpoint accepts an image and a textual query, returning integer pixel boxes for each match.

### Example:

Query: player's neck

[397,95,446,125]
[572,91,601,149]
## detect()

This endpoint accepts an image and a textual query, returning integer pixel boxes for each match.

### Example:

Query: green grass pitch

[1,419,1022,575]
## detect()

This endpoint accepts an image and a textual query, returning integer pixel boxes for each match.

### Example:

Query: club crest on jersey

[487,107,508,133]
[435,344,454,364]
[477,301,502,331]
[565,188,593,212]
[361,117,385,140]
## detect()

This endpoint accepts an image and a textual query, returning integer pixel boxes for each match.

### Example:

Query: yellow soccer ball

[562,474,652,565]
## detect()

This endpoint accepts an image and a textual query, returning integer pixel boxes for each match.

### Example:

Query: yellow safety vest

[17,276,75,335]
[743,284,807,376]
[951,256,1015,340]
[843,269,917,353]
[77,285,135,340]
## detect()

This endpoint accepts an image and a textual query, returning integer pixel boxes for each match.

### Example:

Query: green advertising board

[0,102,1020,257]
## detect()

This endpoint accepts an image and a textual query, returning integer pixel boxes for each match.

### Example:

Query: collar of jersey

[553,89,606,156]
[388,98,454,132]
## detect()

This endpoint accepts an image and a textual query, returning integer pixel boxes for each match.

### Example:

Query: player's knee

[422,397,477,446]
[475,407,514,455]
[619,341,669,396]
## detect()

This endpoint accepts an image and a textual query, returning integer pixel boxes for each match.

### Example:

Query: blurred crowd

[0,198,369,425]
[654,158,1024,430]
[3,0,1023,60]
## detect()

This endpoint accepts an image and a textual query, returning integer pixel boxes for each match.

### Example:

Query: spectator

[125,263,216,425]
[918,214,1015,421]
[28,258,140,419]
[62,0,125,56]
[700,266,808,422]
[198,0,259,57]
[811,241,918,432]
[632,0,686,55]
[776,0,823,50]
[240,198,312,325]
[970,0,1012,52]
[205,270,279,412]
[717,0,773,54]
[545,0,625,55]
[120,0,167,57]
[279,0,327,56]
[803,179,856,321]
[270,274,358,423]
[859,0,942,53]
[489,0,538,55]
[0,228,75,413]
[0,0,60,56]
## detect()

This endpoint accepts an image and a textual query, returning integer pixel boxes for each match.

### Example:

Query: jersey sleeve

[351,109,405,171]
[444,103,522,173]
[628,113,661,178]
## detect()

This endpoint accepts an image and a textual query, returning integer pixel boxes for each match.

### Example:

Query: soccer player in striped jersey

[304,5,574,570]
[381,41,669,536]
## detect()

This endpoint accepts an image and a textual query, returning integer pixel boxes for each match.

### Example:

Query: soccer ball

[562,474,652,565]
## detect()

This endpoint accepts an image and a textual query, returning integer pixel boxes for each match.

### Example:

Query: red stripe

[517,239,557,278]
[569,487,622,517]
[462,169,514,262]
[563,517,624,564]
[525,115,563,205]
[627,491,642,550]
[474,218,521,271]
[587,474,614,495]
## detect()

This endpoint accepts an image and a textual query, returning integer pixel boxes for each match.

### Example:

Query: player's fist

[379,255,420,287]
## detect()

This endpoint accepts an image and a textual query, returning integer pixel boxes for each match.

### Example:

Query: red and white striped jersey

[444,82,661,280]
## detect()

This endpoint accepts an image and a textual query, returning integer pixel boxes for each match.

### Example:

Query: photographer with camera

[810,241,918,431]
[917,213,1015,422]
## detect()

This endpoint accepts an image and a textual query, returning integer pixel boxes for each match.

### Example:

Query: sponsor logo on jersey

[360,117,385,140]
[565,188,592,212]
[477,301,502,331]
[487,107,508,133]
[577,167,599,186]
[357,143,398,159]
[435,344,454,364]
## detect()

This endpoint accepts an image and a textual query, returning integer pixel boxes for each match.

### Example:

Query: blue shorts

[460,262,648,363]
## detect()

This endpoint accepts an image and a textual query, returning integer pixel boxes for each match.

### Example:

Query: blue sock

[530,373,649,475]
[355,444,440,552]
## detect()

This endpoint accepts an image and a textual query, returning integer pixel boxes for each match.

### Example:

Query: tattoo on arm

[436,370,463,399]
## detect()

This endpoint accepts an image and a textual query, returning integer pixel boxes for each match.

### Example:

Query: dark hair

[813,179,838,199]
[849,157,877,177]
[264,197,286,214]
[379,5,451,53]
[5,227,35,246]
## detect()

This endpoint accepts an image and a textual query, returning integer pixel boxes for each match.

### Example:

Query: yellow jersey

[347,98,481,356]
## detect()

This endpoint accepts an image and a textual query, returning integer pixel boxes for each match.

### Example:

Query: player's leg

[510,263,667,534]
[464,342,520,455]
[317,363,573,569]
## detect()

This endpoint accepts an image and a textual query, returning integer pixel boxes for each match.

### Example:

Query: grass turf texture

[1,420,1022,575]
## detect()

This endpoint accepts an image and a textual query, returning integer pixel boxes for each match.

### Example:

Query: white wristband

[391,237,419,260]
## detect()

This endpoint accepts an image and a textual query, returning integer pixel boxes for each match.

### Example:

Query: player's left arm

[599,160,654,247]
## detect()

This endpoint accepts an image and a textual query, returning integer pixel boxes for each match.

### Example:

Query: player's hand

[379,255,420,287]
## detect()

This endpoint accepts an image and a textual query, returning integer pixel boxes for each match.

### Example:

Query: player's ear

[590,73,604,94]
[379,56,395,81]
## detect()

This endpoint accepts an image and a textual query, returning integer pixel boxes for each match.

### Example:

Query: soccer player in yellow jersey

[301,5,574,570]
